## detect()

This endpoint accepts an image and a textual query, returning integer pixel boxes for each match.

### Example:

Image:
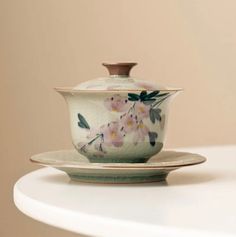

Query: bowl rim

[54,87,183,93]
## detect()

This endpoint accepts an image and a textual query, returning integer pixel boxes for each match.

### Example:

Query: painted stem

[151,94,171,108]
[127,102,136,114]
[80,134,102,151]
[79,102,136,152]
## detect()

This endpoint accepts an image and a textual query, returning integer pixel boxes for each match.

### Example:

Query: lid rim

[102,62,137,66]
[54,87,183,93]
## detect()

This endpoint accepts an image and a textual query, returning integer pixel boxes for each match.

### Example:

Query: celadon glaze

[57,90,177,163]
[30,150,206,184]
[73,76,166,91]
[73,62,168,91]
[55,63,182,163]
[66,169,170,184]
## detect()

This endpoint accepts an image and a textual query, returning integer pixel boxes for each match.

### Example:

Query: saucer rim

[30,149,206,171]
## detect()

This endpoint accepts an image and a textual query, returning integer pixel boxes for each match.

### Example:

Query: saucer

[30,150,206,184]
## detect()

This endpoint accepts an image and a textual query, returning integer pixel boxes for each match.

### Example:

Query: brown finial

[102,62,137,77]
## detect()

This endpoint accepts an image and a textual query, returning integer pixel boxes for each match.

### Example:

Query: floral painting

[76,90,170,157]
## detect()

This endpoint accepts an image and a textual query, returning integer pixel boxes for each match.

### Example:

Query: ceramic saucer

[30,150,206,184]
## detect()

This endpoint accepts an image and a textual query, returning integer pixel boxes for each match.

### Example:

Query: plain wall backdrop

[0,0,235,236]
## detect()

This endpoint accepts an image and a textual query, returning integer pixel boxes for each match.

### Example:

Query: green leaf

[128,93,140,101]
[140,91,147,100]
[153,108,161,121]
[78,122,87,129]
[149,109,156,123]
[149,108,161,123]
[128,97,139,101]
[78,113,90,129]
[154,108,161,113]
[143,99,156,105]
[156,92,169,97]
[145,91,160,99]
[148,132,158,146]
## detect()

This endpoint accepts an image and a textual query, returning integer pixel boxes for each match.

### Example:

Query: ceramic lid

[73,63,173,91]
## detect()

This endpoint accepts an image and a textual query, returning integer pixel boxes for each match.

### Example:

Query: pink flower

[133,122,149,145]
[135,102,150,119]
[104,94,130,112]
[101,122,124,147]
[120,114,137,133]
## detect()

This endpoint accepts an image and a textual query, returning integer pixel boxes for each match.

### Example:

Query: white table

[14,146,236,237]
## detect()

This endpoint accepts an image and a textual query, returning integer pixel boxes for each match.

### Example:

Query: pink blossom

[120,114,137,133]
[133,122,149,145]
[101,122,124,147]
[135,101,150,119]
[104,94,130,112]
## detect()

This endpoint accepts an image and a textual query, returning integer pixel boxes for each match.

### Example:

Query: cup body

[58,89,177,163]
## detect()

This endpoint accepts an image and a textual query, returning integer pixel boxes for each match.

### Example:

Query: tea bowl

[55,63,182,163]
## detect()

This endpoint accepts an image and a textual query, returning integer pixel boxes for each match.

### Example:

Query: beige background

[0,0,235,236]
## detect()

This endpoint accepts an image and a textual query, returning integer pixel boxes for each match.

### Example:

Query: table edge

[13,167,235,237]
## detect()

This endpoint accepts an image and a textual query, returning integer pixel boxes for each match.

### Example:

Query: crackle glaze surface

[73,76,166,91]
[62,90,175,163]
[30,149,206,183]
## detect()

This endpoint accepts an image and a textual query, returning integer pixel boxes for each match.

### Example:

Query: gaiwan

[55,63,182,163]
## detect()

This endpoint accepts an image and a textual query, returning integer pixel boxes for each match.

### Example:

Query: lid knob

[102,62,137,77]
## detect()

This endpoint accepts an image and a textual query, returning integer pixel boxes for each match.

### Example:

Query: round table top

[14,146,236,237]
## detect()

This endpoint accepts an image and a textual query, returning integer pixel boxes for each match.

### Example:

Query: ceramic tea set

[31,63,206,183]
